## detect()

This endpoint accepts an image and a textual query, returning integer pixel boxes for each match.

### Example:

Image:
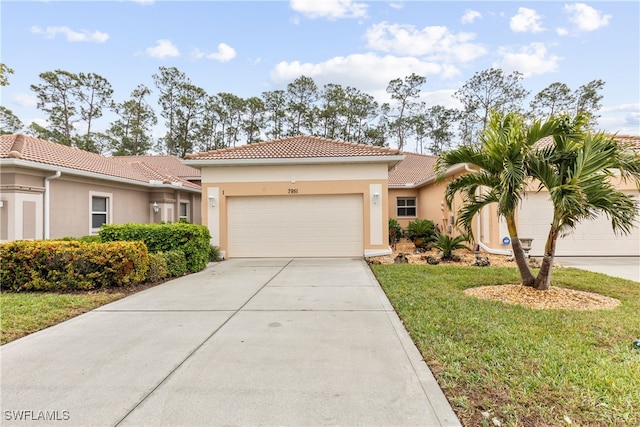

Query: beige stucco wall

[199,163,391,257]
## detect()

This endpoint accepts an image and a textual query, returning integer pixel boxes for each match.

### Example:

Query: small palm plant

[406,219,437,249]
[429,233,470,260]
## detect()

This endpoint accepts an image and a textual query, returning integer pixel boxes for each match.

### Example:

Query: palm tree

[437,111,561,287]
[528,121,640,290]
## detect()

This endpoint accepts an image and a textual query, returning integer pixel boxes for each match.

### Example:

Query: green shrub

[161,250,187,277]
[99,223,211,272]
[407,219,437,247]
[146,252,169,283]
[0,240,149,292]
[389,218,402,244]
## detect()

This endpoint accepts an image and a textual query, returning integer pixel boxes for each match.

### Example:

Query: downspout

[464,164,513,257]
[44,171,61,239]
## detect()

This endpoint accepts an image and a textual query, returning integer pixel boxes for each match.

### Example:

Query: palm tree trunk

[506,215,535,287]
[534,227,559,290]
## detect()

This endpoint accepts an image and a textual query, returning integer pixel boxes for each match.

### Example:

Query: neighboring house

[387,137,640,257]
[185,136,404,258]
[0,134,201,242]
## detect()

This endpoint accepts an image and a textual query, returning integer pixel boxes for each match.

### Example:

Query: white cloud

[510,7,544,33]
[290,0,368,20]
[30,26,109,43]
[364,22,486,63]
[132,0,154,4]
[563,3,611,31]
[461,10,481,25]
[556,27,569,36]
[145,39,180,59]
[270,53,460,100]
[590,104,640,135]
[11,93,38,108]
[389,3,404,10]
[495,43,561,77]
[191,43,236,62]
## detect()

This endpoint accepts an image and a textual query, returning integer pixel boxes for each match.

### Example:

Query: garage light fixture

[208,196,216,207]
[152,201,159,213]
[372,192,380,204]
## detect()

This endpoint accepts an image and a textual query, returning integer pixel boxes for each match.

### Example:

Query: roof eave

[183,155,406,168]
[0,158,201,192]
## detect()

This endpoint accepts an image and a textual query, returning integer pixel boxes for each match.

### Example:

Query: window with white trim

[179,202,189,221]
[90,192,112,233]
[397,197,417,217]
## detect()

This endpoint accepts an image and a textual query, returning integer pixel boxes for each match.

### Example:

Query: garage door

[518,192,640,256]
[227,195,363,257]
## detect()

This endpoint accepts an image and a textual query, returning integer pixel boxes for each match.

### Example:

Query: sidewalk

[1,258,461,426]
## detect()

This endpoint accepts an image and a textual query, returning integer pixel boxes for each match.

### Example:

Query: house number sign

[288,188,299,194]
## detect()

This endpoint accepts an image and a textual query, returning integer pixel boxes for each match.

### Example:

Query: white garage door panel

[519,193,640,256]
[228,195,363,257]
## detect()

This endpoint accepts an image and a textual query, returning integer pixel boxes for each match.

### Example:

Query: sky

[1,0,639,150]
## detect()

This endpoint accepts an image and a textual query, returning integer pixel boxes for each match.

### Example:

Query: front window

[90,192,112,233]
[179,202,189,221]
[397,197,417,217]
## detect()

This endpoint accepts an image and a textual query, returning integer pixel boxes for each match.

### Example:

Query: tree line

[0,63,605,158]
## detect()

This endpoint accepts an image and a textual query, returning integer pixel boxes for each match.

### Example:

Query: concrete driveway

[0,258,461,427]
[555,257,640,282]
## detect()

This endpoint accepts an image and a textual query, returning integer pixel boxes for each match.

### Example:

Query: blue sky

[2,0,639,146]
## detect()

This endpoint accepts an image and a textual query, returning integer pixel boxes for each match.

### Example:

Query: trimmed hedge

[99,223,211,273]
[161,250,187,277]
[0,240,149,292]
[146,252,169,283]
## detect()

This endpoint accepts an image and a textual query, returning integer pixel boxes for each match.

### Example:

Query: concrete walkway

[0,258,461,427]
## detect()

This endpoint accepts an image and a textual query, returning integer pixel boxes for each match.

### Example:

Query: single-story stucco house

[185,135,639,259]
[0,134,202,242]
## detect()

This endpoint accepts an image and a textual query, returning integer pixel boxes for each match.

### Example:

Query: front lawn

[371,264,640,427]
[0,282,160,345]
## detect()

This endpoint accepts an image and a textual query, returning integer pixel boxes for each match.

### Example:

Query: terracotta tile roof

[389,152,438,187]
[0,134,199,190]
[185,135,402,160]
[112,155,201,180]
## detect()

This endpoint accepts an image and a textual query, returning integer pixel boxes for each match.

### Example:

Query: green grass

[370,264,640,427]
[0,291,128,345]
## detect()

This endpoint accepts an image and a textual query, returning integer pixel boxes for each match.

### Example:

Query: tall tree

[573,79,605,126]
[108,84,157,156]
[242,96,266,144]
[286,75,318,136]
[153,66,190,154]
[529,82,575,119]
[386,73,426,150]
[422,105,460,156]
[317,83,346,139]
[196,94,224,151]
[454,68,529,145]
[438,111,562,287]
[262,90,287,140]
[74,72,114,153]
[0,63,14,86]
[30,70,80,146]
[528,115,640,290]
[217,92,245,147]
[0,106,23,135]
[344,86,378,143]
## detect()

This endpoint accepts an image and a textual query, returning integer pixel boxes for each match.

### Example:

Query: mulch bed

[369,239,621,311]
